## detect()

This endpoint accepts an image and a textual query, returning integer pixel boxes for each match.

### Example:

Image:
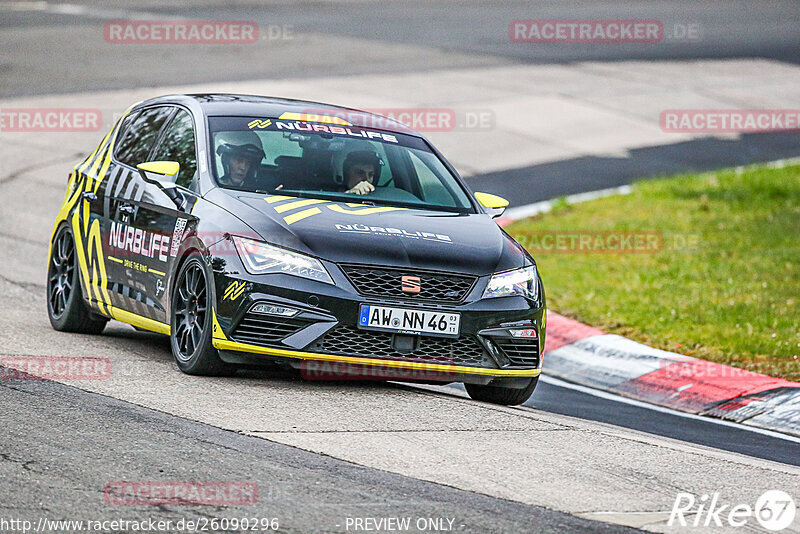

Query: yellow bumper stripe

[212,338,540,377]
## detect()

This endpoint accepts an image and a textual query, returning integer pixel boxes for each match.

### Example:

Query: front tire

[465,376,539,406]
[46,225,107,334]
[170,253,232,376]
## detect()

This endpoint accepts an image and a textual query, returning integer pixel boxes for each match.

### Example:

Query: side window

[152,110,197,189]
[371,142,393,187]
[410,151,452,206]
[114,111,139,147]
[115,107,174,168]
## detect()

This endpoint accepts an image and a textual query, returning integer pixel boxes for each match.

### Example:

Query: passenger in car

[341,150,381,195]
[215,131,266,189]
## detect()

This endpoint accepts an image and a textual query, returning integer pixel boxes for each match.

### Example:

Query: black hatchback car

[47,94,545,405]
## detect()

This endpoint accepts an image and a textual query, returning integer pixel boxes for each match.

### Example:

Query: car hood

[207,190,531,276]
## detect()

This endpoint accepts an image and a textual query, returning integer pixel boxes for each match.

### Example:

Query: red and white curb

[499,185,800,438]
[541,313,800,437]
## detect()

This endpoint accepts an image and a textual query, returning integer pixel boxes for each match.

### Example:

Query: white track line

[539,374,800,444]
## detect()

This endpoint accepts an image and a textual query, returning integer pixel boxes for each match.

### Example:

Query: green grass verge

[507,163,800,381]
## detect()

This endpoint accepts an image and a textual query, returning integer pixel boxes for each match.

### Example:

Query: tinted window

[115,107,173,167]
[114,111,139,147]
[152,109,197,189]
[412,151,451,205]
[207,116,473,213]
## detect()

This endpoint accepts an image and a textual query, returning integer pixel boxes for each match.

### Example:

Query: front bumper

[210,263,545,387]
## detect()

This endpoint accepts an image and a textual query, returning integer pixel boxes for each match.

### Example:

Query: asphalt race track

[0,370,631,533]
[1,2,799,532]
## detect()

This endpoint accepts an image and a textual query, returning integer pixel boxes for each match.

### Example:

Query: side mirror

[137,160,179,186]
[474,192,509,219]
[137,161,187,210]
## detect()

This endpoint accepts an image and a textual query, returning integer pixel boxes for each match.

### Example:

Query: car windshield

[208,116,474,213]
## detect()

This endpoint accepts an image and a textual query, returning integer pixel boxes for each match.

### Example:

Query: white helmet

[215,131,265,182]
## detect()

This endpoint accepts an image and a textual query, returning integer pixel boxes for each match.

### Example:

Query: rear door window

[152,109,197,189]
[115,106,174,167]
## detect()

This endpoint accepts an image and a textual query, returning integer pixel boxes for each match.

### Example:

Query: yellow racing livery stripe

[283,207,321,225]
[108,306,170,335]
[51,109,132,318]
[273,198,328,213]
[212,309,228,341]
[212,338,540,378]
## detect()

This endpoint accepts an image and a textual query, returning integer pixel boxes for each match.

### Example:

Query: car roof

[135,93,422,137]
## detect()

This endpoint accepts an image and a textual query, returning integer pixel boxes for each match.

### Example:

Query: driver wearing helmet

[342,150,381,195]
[215,131,266,189]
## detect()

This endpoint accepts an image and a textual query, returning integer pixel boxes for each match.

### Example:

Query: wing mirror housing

[474,192,509,219]
[137,161,189,211]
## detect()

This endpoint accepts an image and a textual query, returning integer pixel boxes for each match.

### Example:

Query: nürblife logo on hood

[334,223,452,244]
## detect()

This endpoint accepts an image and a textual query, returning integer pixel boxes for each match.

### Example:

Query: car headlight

[483,265,539,301]
[232,236,333,285]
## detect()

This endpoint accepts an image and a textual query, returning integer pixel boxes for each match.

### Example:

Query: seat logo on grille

[401,275,421,294]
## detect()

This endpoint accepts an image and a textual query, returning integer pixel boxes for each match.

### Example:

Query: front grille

[492,337,540,367]
[311,325,489,367]
[340,264,476,303]
[231,313,310,346]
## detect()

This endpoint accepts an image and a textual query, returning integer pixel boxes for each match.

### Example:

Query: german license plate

[358,304,460,337]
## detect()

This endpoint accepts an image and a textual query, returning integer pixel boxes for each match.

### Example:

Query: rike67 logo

[669,490,796,531]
